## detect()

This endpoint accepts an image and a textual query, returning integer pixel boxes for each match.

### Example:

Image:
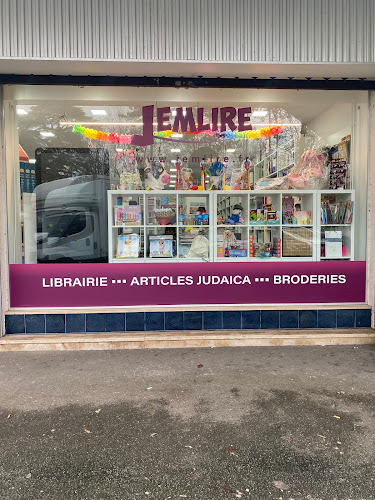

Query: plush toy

[144,159,171,190]
[226,204,244,225]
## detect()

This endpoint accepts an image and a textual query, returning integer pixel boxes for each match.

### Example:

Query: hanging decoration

[72,123,284,144]
[72,124,134,144]
[154,125,284,140]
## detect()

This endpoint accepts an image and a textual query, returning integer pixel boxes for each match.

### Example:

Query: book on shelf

[321,200,353,225]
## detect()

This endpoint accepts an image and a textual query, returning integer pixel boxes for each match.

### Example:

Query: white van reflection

[36,176,108,263]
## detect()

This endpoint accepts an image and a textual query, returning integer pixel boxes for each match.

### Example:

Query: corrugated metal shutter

[0,0,374,63]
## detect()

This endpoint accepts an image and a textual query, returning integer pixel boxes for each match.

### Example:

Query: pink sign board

[9,262,366,308]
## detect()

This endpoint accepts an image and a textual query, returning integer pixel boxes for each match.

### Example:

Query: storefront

[1,82,372,335]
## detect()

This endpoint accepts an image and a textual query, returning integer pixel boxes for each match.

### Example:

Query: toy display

[153,207,176,225]
[117,233,140,258]
[144,159,171,190]
[114,201,142,226]
[117,149,142,190]
[282,197,313,225]
[220,229,247,257]
[180,167,194,190]
[195,206,209,225]
[201,158,225,190]
[149,235,174,257]
[225,204,244,225]
[230,168,246,190]
[229,161,251,190]
[108,187,354,263]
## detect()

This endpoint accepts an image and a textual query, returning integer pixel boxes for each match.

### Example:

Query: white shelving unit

[107,190,213,263]
[318,189,355,260]
[215,190,317,262]
[107,189,355,263]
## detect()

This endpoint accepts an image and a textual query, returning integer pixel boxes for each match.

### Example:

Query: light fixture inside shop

[252,110,268,117]
[91,109,107,116]
[170,168,177,172]
[172,133,183,138]
[40,131,55,137]
[226,149,236,153]
[171,149,181,152]
[17,108,28,115]
[116,148,123,152]
[28,159,36,163]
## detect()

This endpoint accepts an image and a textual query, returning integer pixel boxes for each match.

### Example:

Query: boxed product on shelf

[116,233,140,258]
[149,235,174,258]
[293,211,312,225]
[253,243,274,257]
[178,243,191,258]
[266,211,280,224]
[228,248,247,257]
[115,204,142,226]
[217,247,224,258]
[325,230,343,258]
[282,196,294,224]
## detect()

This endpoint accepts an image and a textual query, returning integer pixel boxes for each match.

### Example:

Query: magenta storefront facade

[2,83,372,334]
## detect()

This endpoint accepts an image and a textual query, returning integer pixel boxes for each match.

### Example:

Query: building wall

[0,0,374,64]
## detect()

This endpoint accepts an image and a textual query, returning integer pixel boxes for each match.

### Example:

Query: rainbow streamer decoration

[72,124,284,144]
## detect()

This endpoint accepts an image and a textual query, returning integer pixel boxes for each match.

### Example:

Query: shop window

[6,89,367,267]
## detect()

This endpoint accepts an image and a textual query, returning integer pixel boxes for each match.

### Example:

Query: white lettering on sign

[196,275,251,285]
[273,274,346,285]
[42,277,108,287]
[130,276,194,286]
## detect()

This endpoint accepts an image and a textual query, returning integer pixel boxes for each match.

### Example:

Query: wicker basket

[282,227,313,257]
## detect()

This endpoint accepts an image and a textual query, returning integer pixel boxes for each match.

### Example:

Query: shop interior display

[107,190,354,263]
[15,99,361,265]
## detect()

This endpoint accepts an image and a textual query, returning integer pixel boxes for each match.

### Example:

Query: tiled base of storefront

[0,328,374,351]
[4,308,372,335]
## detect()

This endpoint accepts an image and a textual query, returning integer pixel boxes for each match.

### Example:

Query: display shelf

[108,190,355,263]
[318,190,354,260]
[108,190,213,263]
[320,257,350,260]
[217,224,246,227]
[178,224,209,228]
[321,224,352,227]
[112,225,143,228]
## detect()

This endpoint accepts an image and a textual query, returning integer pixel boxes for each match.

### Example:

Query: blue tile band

[4,308,372,334]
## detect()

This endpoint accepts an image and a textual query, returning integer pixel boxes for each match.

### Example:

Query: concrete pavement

[0,345,374,499]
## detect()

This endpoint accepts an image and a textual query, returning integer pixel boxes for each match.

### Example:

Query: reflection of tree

[18,105,89,159]
[18,103,307,187]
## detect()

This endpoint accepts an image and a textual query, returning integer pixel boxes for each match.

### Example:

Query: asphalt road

[0,345,374,500]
